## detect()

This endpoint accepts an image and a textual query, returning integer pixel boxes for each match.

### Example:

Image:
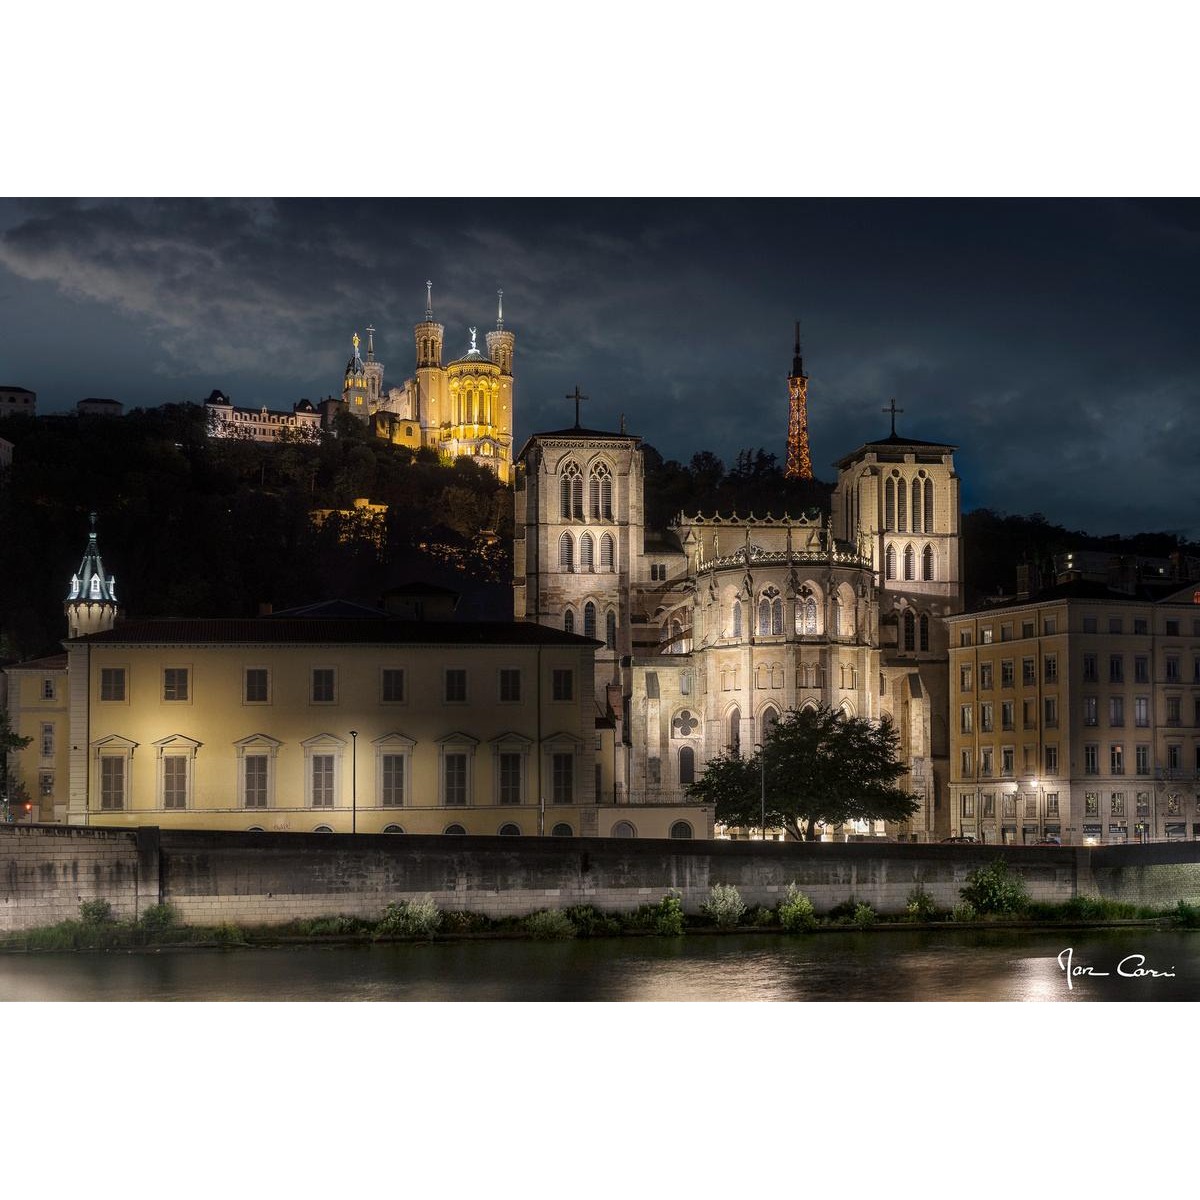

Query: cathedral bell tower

[785,321,813,480]
[65,513,118,638]
[363,324,385,407]
[414,279,446,431]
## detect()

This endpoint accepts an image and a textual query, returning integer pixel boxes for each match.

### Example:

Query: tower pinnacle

[366,324,376,362]
[425,280,434,320]
[496,289,504,330]
[785,321,813,480]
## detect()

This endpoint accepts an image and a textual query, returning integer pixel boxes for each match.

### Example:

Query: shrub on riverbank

[1171,901,1200,928]
[951,900,977,922]
[524,909,577,940]
[852,902,876,929]
[777,884,817,932]
[960,860,1028,915]
[376,898,442,939]
[905,885,938,922]
[701,883,746,928]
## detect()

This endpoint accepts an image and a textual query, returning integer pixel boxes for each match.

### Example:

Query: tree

[687,704,919,840]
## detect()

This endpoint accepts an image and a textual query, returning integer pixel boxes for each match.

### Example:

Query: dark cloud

[0,198,1196,537]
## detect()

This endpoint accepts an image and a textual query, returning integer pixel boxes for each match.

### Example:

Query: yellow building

[338,284,516,483]
[4,520,711,840]
[947,580,1200,844]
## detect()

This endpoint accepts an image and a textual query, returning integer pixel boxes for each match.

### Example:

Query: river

[2,927,1196,1001]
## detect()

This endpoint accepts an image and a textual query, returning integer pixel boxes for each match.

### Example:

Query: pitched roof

[70,618,601,648]
[4,653,68,671]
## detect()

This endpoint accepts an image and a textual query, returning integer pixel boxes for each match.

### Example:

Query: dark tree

[688,704,919,840]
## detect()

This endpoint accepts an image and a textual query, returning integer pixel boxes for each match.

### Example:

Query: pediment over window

[301,732,348,749]
[437,731,480,747]
[372,732,416,750]
[489,732,533,748]
[91,734,138,753]
[234,733,283,756]
[153,734,203,755]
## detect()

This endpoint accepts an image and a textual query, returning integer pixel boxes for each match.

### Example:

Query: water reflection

[1,929,1196,1002]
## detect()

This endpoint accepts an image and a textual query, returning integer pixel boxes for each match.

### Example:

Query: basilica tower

[363,324,384,407]
[342,332,370,419]
[485,290,516,466]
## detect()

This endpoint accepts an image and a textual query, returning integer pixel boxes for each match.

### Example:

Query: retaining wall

[5,825,1200,930]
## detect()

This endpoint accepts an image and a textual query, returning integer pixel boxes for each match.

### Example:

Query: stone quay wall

[4,825,1200,930]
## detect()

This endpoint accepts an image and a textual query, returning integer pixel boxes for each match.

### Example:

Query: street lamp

[349,730,358,834]
[754,742,766,841]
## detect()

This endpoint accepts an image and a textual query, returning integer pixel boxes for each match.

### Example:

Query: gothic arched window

[678,746,695,786]
[590,462,613,519]
[922,543,934,581]
[920,613,930,652]
[559,531,575,572]
[758,598,771,636]
[924,478,934,531]
[605,609,617,650]
[833,599,842,637]
[729,706,741,756]
[580,532,594,572]
[762,705,780,738]
[884,477,895,531]
[600,533,614,571]
[804,597,817,634]
[584,601,597,640]
[904,544,915,581]
[731,600,743,639]
[560,461,583,519]
[564,608,575,635]
[897,478,908,533]
[885,545,896,580]
[911,481,922,533]
[903,610,915,651]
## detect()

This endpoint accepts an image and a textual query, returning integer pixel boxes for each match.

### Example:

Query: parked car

[941,835,978,843]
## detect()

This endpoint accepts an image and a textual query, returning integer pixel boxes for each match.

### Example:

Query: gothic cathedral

[515,340,964,840]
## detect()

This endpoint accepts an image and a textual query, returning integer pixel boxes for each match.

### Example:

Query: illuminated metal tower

[785,321,812,479]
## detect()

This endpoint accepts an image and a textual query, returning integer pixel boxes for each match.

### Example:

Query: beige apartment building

[947,580,1200,844]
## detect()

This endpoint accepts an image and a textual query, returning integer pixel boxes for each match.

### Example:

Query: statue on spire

[425,280,434,320]
[497,289,504,330]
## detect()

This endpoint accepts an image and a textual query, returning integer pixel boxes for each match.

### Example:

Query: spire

[496,289,504,330]
[366,324,376,362]
[425,280,434,320]
[65,512,119,636]
[791,319,804,378]
[785,325,813,480]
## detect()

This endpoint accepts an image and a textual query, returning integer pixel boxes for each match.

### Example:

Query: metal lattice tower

[785,321,812,479]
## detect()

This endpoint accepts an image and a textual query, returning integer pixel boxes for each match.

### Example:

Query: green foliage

[138,903,180,935]
[688,704,919,841]
[1170,901,1200,928]
[701,883,746,928]
[960,859,1029,915]
[905,885,938,922]
[777,884,818,932]
[79,899,114,926]
[440,910,493,935]
[211,922,245,945]
[524,909,577,940]
[562,905,623,937]
[826,898,861,922]
[300,915,366,936]
[750,905,778,927]
[951,900,977,923]
[852,902,876,928]
[651,893,685,936]
[377,897,443,938]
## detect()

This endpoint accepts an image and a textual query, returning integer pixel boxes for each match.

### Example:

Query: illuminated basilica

[515,342,964,840]
[339,282,515,483]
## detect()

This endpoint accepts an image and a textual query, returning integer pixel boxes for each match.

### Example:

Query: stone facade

[515,399,964,840]
[947,582,1200,845]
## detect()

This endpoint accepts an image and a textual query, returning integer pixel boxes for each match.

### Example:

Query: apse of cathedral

[515,340,963,840]
[339,283,515,482]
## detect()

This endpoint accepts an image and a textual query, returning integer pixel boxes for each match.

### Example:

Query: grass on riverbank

[4,892,1199,952]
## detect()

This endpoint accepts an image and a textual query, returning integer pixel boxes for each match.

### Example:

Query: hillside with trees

[0,406,512,661]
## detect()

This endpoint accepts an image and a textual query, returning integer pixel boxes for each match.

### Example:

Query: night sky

[1,197,1197,539]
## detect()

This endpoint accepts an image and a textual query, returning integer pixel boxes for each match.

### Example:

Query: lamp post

[754,742,766,841]
[349,730,358,834]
